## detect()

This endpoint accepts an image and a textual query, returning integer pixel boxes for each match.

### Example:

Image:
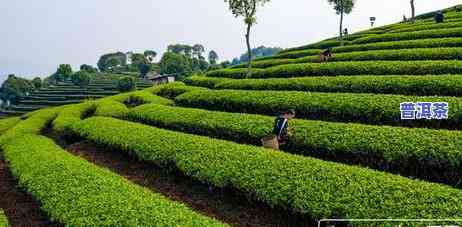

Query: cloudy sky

[0,0,460,82]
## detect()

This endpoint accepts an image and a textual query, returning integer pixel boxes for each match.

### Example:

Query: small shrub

[71,71,91,87]
[117,76,136,92]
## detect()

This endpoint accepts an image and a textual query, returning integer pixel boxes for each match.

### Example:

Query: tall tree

[54,64,73,82]
[80,64,97,73]
[208,50,219,65]
[184,45,193,59]
[159,52,192,80]
[225,0,270,77]
[328,0,355,44]
[239,46,282,62]
[31,77,42,90]
[0,74,34,104]
[144,50,157,63]
[130,53,152,77]
[131,53,147,66]
[97,52,126,72]
[192,44,205,59]
[410,0,415,22]
[71,71,91,87]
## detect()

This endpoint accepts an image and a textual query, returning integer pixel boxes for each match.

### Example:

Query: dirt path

[0,153,62,227]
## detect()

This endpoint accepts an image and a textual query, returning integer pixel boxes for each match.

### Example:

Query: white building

[147,73,175,85]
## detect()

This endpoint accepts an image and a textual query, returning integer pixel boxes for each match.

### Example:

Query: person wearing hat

[272,109,296,146]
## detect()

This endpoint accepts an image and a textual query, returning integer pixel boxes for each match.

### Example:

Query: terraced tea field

[0,74,153,118]
[2,6,462,227]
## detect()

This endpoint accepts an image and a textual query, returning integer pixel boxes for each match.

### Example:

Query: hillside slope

[2,5,462,227]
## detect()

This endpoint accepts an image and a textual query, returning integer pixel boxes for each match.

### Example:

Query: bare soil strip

[0,153,62,227]
[45,128,312,227]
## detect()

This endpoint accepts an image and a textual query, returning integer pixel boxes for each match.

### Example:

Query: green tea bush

[0,210,8,227]
[206,61,462,79]
[274,38,462,59]
[108,90,173,106]
[280,40,351,53]
[353,27,462,44]
[0,117,21,134]
[255,49,322,60]
[175,89,462,129]
[72,116,462,220]
[199,75,462,96]
[94,99,129,118]
[184,76,231,88]
[232,48,462,69]
[334,38,462,53]
[117,76,136,92]
[384,17,462,31]
[0,108,58,147]
[18,99,81,106]
[3,135,226,226]
[52,102,96,134]
[146,82,207,99]
[390,22,462,33]
[127,104,462,186]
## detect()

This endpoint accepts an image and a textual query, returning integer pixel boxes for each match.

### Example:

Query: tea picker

[261,110,296,150]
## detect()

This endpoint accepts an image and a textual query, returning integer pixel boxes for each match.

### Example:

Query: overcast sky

[0,0,460,82]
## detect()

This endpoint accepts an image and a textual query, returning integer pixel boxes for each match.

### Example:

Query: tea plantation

[0,74,152,119]
[2,6,462,227]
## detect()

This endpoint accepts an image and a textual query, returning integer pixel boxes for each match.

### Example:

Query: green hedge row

[383,17,462,32]
[3,135,225,226]
[279,21,462,54]
[146,82,207,99]
[72,116,462,220]
[334,37,462,53]
[108,90,173,106]
[31,90,118,96]
[187,75,462,96]
[0,117,21,134]
[253,49,321,61]
[206,61,462,79]
[52,89,172,134]
[18,100,81,106]
[94,99,128,119]
[52,102,96,134]
[174,89,462,129]
[353,27,462,44]
[279,40,351,54]
[421,11,462,21]
[184,77,231,89]
[0,108,58,147]
[233,48,462,69]
[272,38,462,60]
[127,104,462,186]
[390,22,462,33]
[0,210,8,227]
[371,15,462,33]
